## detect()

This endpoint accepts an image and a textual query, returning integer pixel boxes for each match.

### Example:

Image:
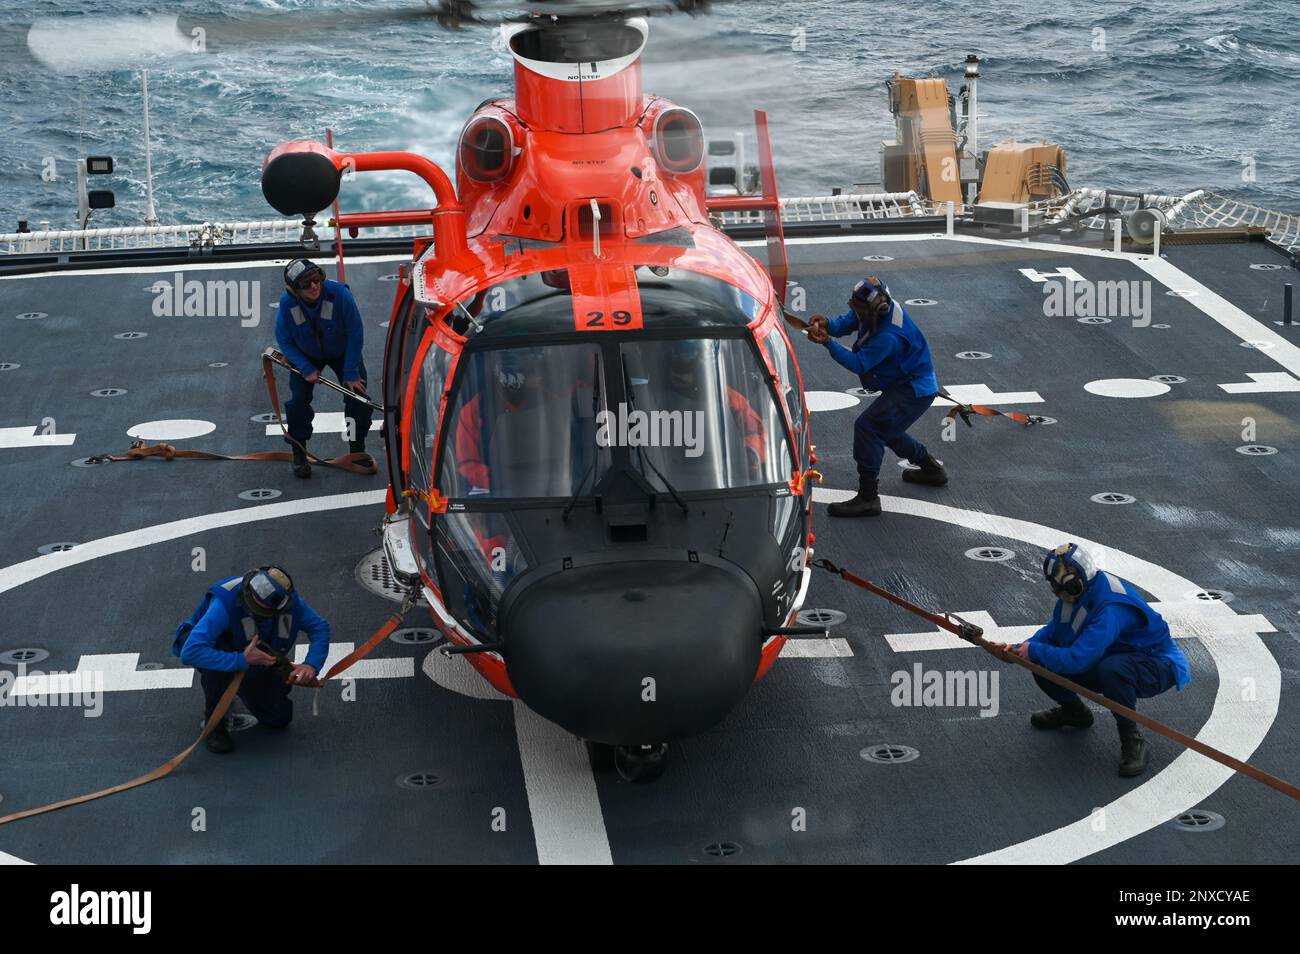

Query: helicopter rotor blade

[17,0,722,73]
[20,3,444,74]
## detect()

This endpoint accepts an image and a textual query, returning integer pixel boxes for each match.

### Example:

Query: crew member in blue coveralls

[996,543,1192,778]
[807,276,946,517]
[174,566,331,754]
[275,258,375,478]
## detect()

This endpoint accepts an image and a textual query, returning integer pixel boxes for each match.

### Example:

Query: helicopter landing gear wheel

[585,740,616,773]
[614,743,669,783]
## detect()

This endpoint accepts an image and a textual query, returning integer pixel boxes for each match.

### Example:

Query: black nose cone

[502,560,762,745]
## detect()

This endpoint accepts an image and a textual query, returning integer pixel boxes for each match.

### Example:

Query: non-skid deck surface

[0,237,1296,864]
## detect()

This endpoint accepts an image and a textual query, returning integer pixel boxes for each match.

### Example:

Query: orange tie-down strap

[84,352,377,474]
[0,591,419,827]
[937,387,1047,428]
[810,557,1300,805]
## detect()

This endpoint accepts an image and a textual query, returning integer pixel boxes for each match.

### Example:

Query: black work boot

[205,711,233,754]
[901,455,948,486]
[349,440,377,474]
[1030,699,1095,730]
[827,475,882,518]
[1118,723,1151,777]
[291,444,311,479]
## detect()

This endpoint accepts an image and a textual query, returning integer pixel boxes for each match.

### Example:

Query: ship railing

[0,219,434,254]
[1049,187,1299,252]
[714,192,930,225]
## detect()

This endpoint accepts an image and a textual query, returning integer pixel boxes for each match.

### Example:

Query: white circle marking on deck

[126,419,217,441]
[1083,378,1171,398]
[805,390,861,412]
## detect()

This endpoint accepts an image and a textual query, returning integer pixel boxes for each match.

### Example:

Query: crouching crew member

[174,566,330,754]
[807,276,947,517]
[998,543,1192,777]
[275,258,375,478]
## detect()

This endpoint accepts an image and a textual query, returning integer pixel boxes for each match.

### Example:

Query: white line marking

[0,490,385,598]
[1134,257,1300,380]
[884,606,1275,653]
[293,642,413,679]
[1018,266,1087,283]
[264,413,383,437]
[0,425,75,448]
[1219,371,1300,394]
[420,650,613,864]
[779,637,854,658]
[11,653,191,694]
[513,702,615,865]
[935,384,1044,407]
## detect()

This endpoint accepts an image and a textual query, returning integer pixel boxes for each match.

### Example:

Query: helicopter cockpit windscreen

[617,338,792,492]
[438,343,608,499]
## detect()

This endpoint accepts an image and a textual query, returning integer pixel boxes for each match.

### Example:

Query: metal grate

[1090,493,1136,505]
[0,648,50,666]
[1149,375,1187,384]
[89,388,127,397]
[113,331,147,340]
[701,841,743,858]
[1171,809,1225,832]
[965,546,1014,562]
[355,549,424,605]
[37,542,78,554]
[796,608,847,627]
[1236,445,1278,456]
[0,363,18,371]
[1186,589,1235,604]
[956,351,991,360]
[237,488,282,501]
[390,627,441,646]
[860,744,920,765]
[397,771,442,790]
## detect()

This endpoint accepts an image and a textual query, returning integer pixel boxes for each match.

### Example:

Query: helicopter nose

[501,561,763,745]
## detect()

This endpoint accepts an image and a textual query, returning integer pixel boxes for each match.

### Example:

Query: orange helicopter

[260,0,820,782]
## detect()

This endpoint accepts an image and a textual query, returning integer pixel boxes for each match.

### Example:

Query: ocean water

[1,0,1297,229]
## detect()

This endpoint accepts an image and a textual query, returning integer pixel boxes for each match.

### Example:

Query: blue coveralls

[273,280,373,446]
[1026,570,1192,729]
[822,301,940,477]
[177,576,331,727]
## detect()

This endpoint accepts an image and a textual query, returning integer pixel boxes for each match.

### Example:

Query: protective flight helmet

[241,566,295,619]
[496,348,545,397]
[1043,543,1097,602]
[849,275,892,331]
[284,258,324,300]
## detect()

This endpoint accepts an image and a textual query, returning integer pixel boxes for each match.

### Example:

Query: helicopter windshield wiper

[563,352,603,521]
[619,352,689,516]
